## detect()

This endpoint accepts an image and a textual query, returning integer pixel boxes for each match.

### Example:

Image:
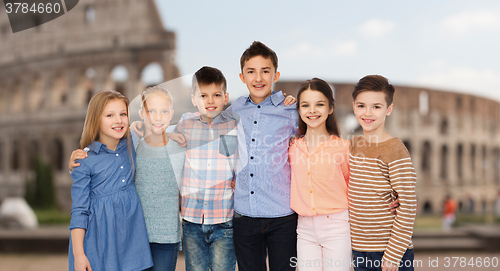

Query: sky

[153,0,500,102]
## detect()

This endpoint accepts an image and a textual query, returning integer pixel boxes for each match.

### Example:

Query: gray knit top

[134,138,185,244]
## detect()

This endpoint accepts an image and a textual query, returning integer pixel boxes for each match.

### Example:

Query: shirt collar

[87,138,127,154]
[188,111,228,124]
[245,91,285,107]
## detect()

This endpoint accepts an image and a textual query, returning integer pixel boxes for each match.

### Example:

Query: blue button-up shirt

[224,91,298,217]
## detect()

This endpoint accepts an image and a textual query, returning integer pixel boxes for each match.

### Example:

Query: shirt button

[116,154,119,157]
[312,208,315,210]
[310,190,313,193]
[308,172,311,175]
[122,180,125,182]
[204,203,207,205]
[250,173,254,177]
[250,156,254,159]
[252,138,255,142]
[254,121,257,124]
[210,126,213,129]
[251,191,254,194]
[257,105,261,108]
[120,166,123,169]
[208,164,210,166]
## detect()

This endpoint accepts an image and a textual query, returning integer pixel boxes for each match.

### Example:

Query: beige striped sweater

[348,136,417,265]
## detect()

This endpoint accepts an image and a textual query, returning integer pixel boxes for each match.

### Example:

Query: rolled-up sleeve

[69,162,91,231]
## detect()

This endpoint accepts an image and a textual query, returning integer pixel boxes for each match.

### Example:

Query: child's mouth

[362,118,374,124]
[206,106,217,111]
[152,124,164,129]
[253,84,265,89]
[307,116,320,120]
[112,126,124,132]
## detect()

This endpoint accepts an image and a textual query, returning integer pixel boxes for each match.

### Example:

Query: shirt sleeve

[341,142,350,186]
[383,144,417,265]
[287,106,299,136]
[69,162,92,231]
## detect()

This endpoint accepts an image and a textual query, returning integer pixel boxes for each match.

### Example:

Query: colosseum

[0,0,191,210]
[0,1,498,215]
[276,81,500,215]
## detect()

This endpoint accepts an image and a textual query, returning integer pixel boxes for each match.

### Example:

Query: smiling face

[239,55,280,104]
[140,93,173,136]
[353,91,393,136]
[99,99,129,148]
[299,89,333,131]
[191,83,228,123]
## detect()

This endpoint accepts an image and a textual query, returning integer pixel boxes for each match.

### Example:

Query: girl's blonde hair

[79,90,130,149]
[140,85,173,111]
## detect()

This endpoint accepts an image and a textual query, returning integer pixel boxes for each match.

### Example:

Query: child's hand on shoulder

[282,92,296,106]
[131,121,145,137]
[69,149,88,170]
[166,133,186,147]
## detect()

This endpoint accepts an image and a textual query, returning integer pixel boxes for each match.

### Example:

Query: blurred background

[0,0,499,270]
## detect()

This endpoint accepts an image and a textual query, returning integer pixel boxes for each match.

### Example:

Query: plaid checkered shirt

[174,112,238,224]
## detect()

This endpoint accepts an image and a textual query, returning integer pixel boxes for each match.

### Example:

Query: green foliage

[25,157,58,210]
[33,208,71,225]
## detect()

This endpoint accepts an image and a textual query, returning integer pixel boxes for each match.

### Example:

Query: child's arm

[166,133,186,147]
[69,162,93,270]
[71,228,92,271]
[383,150,417,267]
[282,92,296,106]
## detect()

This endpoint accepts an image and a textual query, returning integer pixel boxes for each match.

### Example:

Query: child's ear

[224,92,229,105]
[239,73,245,84]
[386,103,394,116]
[139,109,144,120]
[329,105,334,115]
[352,102,356,114]
[191,94,197,107]
[273,71,281,83]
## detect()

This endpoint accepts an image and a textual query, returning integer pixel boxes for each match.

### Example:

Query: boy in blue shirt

[225,41,298,271]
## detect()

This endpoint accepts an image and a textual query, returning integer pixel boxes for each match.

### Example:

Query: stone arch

[0,84,6,114]
[11,140,20,171]
[440,145,448,180]
[457,144,463,180]
[109,65,129,95]
[422,201,433,214]
[85,5,96,24]
[29,76,44,111]
[422,141,431,173]
[74,68,96,107]
[51,73,68,107]
[50,138,64,171]
[11,81,24,112]
[440,117,448,135]
[141,62,164,88]
[494,148,500,184]
[27,140,39,171]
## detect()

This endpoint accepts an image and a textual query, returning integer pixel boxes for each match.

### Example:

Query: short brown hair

[240,41,278,71]
[192,66,227,94]
[352,75,395,105]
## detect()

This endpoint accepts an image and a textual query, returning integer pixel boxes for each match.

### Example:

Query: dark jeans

[145,242,180,271]
[352,249,415,271]
[233,212,298,271]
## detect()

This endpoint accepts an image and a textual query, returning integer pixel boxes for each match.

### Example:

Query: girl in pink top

[289,78,351,271]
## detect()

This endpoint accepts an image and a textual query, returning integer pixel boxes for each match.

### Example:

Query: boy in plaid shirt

[174,66,238,271]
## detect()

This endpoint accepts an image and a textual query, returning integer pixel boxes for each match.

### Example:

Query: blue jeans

[352,249,415,271]
[182,219,236,271]
[145,242,180,271]
[233,212,298,271]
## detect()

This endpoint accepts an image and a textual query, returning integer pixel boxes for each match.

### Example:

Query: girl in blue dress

[69,90,153,271]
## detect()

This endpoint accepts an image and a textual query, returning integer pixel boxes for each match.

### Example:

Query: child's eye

[247,70,254,74]
[107,114,113,117]
[374,106,381,109]
[162,110,169,114]
[201,95,206,98]
[121,113,127,116]
[301,104,309,108]
[215,94,221,97]
[263,70,269,73]
[148,110,154,114]
[317,103,324,107]
[357,105,364,108]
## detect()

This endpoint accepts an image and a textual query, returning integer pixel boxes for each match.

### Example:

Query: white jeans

[296,210,351,271]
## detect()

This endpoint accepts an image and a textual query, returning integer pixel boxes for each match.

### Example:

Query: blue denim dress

[68,139,153,271]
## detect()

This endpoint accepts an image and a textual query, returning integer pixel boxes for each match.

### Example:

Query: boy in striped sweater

[349,75,417,271]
